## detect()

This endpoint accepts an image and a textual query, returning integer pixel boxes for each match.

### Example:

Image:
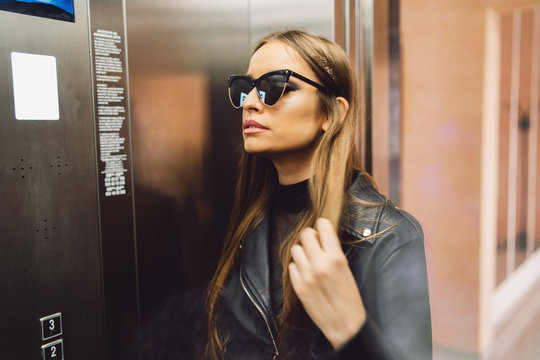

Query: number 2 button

[42,339,64,360]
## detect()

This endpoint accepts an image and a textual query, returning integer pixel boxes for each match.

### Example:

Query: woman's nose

[241,87,263,111]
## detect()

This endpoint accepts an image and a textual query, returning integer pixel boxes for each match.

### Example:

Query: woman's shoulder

[341,172,424,249]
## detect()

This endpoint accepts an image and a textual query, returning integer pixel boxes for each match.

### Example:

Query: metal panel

[249,0,334,45]
[125,0,336,340]
[358,0,374,174]
[126,0,251,325]
[87,0,140,358]
[388,0,402,203]
[0,1,105,358]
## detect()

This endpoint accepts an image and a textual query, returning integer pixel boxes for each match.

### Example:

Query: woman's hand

[289,217,366,350]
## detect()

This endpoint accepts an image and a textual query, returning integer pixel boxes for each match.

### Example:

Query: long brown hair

[205,29,362,359]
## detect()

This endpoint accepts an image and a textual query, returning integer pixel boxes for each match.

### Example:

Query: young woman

[205,29,432,359]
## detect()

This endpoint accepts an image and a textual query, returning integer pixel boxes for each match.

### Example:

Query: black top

[268,179,309,316]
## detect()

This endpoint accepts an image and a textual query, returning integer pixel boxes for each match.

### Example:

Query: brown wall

[400,0,487,353]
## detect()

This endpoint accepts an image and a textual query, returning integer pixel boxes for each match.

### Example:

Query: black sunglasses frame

[227,69,329,108]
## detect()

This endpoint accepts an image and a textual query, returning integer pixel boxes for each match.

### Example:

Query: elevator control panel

[42,339,64,360]
[40,313,63,341]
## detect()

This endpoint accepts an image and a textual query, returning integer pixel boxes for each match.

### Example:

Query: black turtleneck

[268,178,310,315]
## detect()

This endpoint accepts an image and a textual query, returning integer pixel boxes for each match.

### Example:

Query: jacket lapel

[240,217,273,315]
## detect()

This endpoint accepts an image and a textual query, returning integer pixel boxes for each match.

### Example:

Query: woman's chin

[243,141,270,155]
[244,147,269,156]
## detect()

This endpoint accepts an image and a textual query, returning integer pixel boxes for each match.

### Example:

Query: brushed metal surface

[88,0,140,358]
[249,0,334,46]
[125,0,336,330]
[359,0,374,174]
[0,2,105,358]
[0,1,338,358]
[388,0,401,203]
[126,1,250,324]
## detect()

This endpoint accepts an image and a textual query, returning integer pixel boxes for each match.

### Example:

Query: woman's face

[241,41,328,161]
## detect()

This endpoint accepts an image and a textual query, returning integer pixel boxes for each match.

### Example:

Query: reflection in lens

[239,92,248,106]
[259,74,286,106]
[257,90,266,103]
[231,78,252,107]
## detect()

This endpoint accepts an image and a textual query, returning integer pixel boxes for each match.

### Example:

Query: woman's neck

[270,149,315,185]
[275,167,311,185]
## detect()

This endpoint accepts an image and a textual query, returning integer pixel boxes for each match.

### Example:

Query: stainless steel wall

[125,0,335,325]
[0,2,106,358]
[0,1,140,358]
[0,1,337,358]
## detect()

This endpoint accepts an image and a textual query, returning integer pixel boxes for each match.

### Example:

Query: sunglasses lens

[228,72,289,108]
[229,78,252,108]
[259,74,287,106]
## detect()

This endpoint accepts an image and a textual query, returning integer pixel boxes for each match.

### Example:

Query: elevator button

[41,339,64,360]
[40,313,63,341]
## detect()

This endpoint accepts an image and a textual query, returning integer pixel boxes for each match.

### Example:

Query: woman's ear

[321,97,349,132]
[337,97,350,123]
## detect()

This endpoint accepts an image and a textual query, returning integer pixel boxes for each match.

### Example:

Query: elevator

[0,1,363,359]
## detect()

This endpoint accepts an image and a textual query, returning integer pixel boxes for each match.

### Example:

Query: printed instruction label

[93,29,127,197]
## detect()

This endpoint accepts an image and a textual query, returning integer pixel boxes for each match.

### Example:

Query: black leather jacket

[219,174,432,359]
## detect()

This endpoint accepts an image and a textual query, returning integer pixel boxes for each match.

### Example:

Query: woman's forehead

[247,41,315,79]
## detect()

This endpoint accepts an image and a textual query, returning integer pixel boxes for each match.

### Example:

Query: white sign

[11,52,59,120]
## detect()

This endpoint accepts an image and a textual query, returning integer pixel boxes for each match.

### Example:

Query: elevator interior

[126,0,335,324]
[0,0,340,358]
[4,2,536,360]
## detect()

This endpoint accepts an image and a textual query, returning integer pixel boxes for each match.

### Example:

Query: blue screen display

[0,0,75,22]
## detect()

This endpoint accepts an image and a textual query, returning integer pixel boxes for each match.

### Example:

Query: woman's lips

[243,119,269,134]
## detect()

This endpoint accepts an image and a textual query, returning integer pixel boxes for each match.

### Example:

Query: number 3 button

[42,339,64,360]
[40,313,62,341]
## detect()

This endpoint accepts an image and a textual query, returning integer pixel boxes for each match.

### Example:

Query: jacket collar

[340,172,387,244]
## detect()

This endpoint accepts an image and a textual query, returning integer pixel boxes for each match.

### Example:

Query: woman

[205,29,432,359]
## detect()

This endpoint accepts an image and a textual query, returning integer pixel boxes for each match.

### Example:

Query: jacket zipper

[239,269,280,359]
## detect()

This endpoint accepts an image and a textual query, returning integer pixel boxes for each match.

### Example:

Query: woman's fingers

[289,217,366,350]
[291,228,326,293]
[290,244,311,273]
[293,219,346,274]
[299,227,325,263]
[314,217,343,255]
